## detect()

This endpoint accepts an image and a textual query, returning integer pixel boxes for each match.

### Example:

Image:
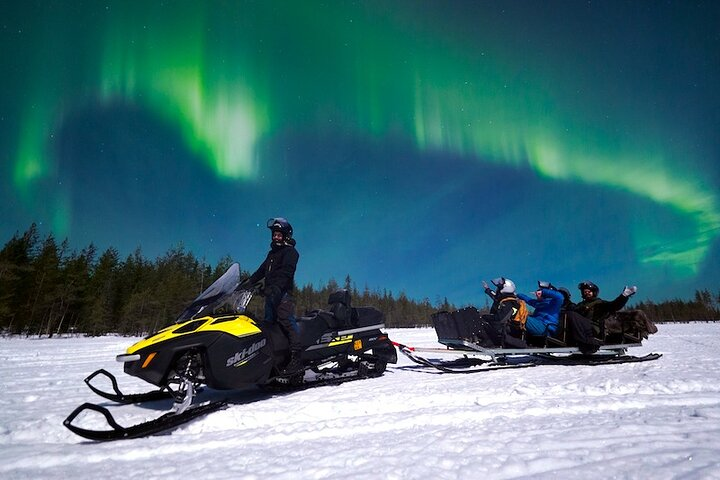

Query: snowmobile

[395,306,661,373]
[64,263,397,441]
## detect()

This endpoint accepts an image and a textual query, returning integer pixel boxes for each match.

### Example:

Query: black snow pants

[564,311,601,354]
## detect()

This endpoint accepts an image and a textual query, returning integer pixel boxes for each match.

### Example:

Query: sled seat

[526,313,568,348]
[432,307,485,343]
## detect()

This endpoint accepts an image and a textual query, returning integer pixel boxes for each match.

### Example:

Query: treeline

[634,289,720,323]
[0,225,449,336]
[1,225,718,337]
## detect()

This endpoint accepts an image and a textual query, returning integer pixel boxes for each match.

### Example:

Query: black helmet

[558,287,571,301]
[267,217,293,238]
[578,281,599,294]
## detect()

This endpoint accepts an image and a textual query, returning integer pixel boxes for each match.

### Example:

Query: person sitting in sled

[571,280,637,339]
[516,281,564,337]
[480,277,527,348]
[240,217,302,376]
[549,284,603,354]
[557,287,574,310]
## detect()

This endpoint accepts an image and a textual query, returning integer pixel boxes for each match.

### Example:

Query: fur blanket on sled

[604,309,658,340]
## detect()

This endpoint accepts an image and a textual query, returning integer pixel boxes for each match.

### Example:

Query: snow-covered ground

[1,323,719,480]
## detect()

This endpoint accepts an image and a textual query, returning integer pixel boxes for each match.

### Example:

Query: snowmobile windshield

[176,263,240,323]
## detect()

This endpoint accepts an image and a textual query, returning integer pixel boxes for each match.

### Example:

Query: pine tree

[0,224,39,333]
[82,247,120,335]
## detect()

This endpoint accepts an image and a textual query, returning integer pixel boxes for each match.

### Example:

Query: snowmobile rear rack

[63,400,227,441]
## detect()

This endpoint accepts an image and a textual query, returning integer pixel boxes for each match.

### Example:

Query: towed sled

[64,263,397,441]
[396,306,661,373]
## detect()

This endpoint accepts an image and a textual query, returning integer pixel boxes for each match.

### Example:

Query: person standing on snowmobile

[571,281,637,339]
[242,217,302,376]
[517,281,564,337]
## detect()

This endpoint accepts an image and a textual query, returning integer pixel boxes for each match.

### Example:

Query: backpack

[499,297,528,331]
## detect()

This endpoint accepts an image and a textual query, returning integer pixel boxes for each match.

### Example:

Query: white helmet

[492,277,516,294]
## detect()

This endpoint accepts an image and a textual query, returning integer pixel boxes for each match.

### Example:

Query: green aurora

[4,1,719,291]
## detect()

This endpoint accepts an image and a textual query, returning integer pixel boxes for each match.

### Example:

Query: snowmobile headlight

[116,354,141,363]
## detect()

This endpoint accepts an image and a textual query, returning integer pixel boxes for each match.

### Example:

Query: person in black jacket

[242,217,301,376]
[572,280,637,338]
[555,285,602,353]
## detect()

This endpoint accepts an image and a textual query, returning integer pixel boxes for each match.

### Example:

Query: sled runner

[395,306,661,373]
[64,263,396,441]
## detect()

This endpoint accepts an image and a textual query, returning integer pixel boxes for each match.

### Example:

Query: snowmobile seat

[328,289,354,328]
[328,289,351,307]
[352,306,384,328]
[297,310,336,345]
[329,303,352,326]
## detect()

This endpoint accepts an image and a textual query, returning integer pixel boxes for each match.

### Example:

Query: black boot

[280,351,303,377]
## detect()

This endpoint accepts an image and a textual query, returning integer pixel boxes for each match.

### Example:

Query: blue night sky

[1,1,719,306]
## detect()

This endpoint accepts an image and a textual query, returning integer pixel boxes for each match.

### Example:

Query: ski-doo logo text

[226,339,267,367]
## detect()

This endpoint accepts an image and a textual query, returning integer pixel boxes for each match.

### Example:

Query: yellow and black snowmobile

[64,263,397,441]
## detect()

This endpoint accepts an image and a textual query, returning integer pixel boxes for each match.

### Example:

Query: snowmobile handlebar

[230,288,255,313]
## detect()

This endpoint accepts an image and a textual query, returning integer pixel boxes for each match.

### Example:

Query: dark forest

[1,225,717,337]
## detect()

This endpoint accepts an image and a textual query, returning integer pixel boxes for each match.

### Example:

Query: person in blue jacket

[517,281,565,337]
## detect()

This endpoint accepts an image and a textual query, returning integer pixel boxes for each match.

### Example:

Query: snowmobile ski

[63,400,227,442]
[83,369,176,404]
[394,342,536,373]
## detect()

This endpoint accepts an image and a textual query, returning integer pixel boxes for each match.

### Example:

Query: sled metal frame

[429,338,640,363]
